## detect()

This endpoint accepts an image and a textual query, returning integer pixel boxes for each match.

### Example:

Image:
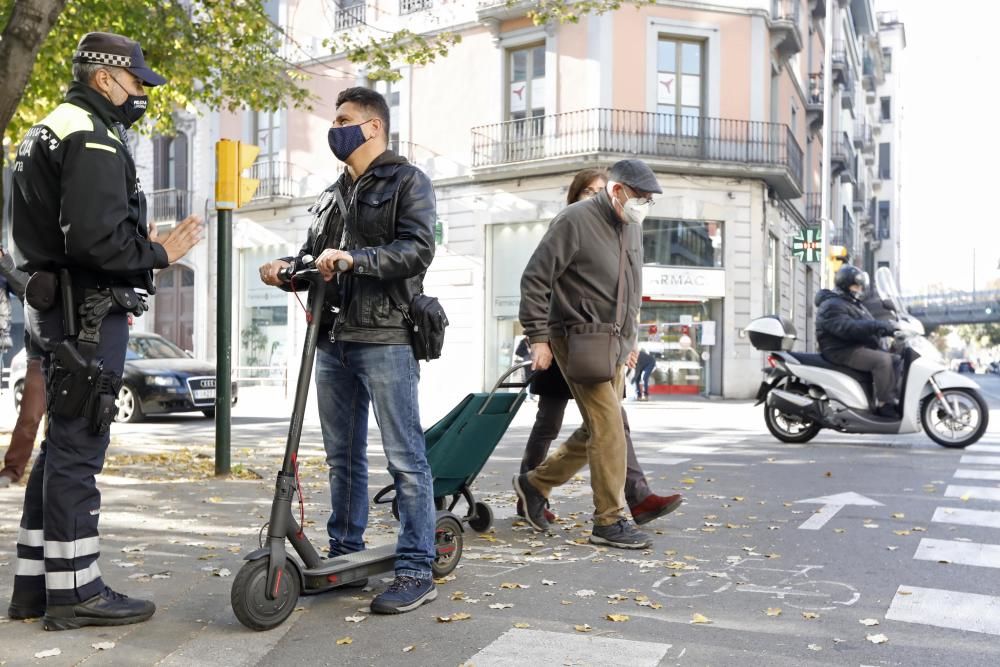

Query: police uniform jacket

[11,82,167,291]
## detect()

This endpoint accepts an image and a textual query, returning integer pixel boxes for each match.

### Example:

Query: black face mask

[108,75,148,128]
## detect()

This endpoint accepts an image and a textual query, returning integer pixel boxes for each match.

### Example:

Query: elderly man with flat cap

[6,32,202,630]
[514,159,662,550]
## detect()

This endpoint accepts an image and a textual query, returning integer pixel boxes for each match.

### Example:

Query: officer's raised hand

[157,214,204,264]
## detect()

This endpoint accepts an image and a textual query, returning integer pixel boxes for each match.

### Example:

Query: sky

[886,0,1000,295]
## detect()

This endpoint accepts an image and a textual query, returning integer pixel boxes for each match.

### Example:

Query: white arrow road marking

[945,485,1000,502]
[795,492,883,530]
[914,538,1000,569]
[954,469,1000,481]
[886,586,1000,636]
[932,507,1000,530]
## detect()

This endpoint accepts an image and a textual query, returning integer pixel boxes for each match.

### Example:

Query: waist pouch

[564,322,621,385]
[404,293,449,362]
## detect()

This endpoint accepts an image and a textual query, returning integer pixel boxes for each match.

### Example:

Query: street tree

[955,324,1000,348]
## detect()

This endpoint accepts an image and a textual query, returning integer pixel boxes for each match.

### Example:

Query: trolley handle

[479,360,534,415]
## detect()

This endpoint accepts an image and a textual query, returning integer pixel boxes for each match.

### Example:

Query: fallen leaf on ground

[765,608,782,617]
[435,574,457,584]
[575,589,596,598]
[887,546,899,551]
[899,590,912,596]
[437,612,472,622]
[893,530,911,536]
[892,513,905,519]
[213,568,231,577]
[867,633,889,644]
[514,622,530,628]
[681,478,697,484]
[206,497,223,503]
[606,614,630,622]
[691,613,712,624]
[542,579,557,586]
[960,493,971,502]
[834,528,846,534]
[808,644,822,651]
[35,649,62,658]
[336,637,353,645]
[561,600,574,605]
[802,612,820,620]
[402,646,415,653]
[859,618,880,626]
[488,603,513,610]
[574,624,593,633]
[500,582,529,589]
[345,615,365,623]
[92,642,115,650]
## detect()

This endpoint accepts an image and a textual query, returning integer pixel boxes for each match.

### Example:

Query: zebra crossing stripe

[465,628,671,666]
[933,507,1000,530]
[914,538,1000,569]
[944,485,1000,502]
[954,469,1000,481]
[966,444,1000,454]
[886,585,1000,636]
[959,455,1000,466]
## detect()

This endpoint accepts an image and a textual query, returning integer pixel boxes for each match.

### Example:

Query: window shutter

[174,132,189,191]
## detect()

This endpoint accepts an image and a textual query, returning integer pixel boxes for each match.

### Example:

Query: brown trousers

[527,336,628,526]
[1,358,45,482]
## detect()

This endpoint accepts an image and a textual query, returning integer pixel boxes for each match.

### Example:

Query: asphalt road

[2,375,1000,666]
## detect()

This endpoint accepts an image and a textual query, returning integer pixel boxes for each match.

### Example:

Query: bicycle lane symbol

[652,557,860,611]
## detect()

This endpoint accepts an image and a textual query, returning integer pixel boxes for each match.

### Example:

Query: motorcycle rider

[815,265,900,418]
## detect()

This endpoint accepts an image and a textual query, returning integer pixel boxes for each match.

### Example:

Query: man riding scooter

[815,265,900,418]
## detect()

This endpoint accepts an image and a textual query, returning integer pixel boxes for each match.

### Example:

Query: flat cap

[609,159,662,195]
[72,32,167,87]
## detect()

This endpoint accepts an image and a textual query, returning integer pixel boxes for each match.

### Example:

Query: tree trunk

[0,0,68,141]
[0,0,67,242]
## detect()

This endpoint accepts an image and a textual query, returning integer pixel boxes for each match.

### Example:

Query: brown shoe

[629,493,683,525]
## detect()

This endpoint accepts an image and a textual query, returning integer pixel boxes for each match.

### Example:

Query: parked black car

[957,361,976,374]
[115,332,237,423]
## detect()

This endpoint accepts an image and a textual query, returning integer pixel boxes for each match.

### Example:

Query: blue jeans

[314,341,435,580]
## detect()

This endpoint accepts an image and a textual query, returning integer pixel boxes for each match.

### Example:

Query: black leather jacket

[288,151,436,345]
[815,288,893,363]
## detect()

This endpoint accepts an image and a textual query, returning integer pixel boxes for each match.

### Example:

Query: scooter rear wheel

[432,513,463,577]
[232,558,301,631]
[764,403,821,443]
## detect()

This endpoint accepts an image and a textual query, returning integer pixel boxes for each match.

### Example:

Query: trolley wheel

[467,501,493,533]
[435,496,448,511]
[231,558,301,631]
[432,513,463,578]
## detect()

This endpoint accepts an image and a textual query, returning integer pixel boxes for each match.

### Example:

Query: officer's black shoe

[42,587,155,631]
[8,595,45,620]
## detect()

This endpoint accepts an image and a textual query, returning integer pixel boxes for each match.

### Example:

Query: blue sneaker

[370,575,437,614]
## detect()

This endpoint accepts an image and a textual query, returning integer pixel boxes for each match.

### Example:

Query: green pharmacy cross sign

[792,228,822,263]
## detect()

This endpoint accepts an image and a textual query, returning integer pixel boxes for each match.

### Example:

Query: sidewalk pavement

[0,385,746,665]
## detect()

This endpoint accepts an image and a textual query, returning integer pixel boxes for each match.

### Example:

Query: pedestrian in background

[0,246,44,490]
[632,347,655,401]
[516,168,681,527]
[514,159,670,550]
[7,32,202,630]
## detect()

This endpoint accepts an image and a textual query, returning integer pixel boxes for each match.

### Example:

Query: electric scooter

[231,257,464,631]
[746,267,989,449]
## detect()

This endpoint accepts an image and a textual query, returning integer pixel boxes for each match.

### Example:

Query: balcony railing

[147,189,193,224]
[249,160,297,200]
[771,0,800,22]
[770,0,803,56]
[471,108,803,198]
[854,121,873,150]
[804,192,822,226]
[400,0,431,13]
[335,2,366,30]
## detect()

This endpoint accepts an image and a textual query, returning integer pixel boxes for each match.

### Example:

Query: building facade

[123,0,904,407]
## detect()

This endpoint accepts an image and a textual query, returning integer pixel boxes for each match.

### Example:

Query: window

[253,110,283,162]
[153,132,188,190]
[767,234,781,314]
[878,143,891,180]
[878,201,890,240]
[882,47,892,73]
[656,37,705,135]
[372,77,401,153]
[880,96,891,121]
[507,44,545,122]
[642,219,723,268]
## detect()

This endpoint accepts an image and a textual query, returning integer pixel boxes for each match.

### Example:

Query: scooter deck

[301,544,397,593]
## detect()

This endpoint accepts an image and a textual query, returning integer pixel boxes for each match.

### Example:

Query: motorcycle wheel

[920,388,989,449]
[763,382,821,444]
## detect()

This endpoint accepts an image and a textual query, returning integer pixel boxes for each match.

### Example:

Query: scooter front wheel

[921,388,989,449]
[231,558,301,631]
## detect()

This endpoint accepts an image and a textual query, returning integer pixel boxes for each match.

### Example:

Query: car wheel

[115,384,144,423]
[12,379,24,414]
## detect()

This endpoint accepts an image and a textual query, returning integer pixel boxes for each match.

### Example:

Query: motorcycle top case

[745,315,797,351]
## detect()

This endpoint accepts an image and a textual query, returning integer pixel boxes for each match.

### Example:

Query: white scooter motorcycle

[746,267,989,448]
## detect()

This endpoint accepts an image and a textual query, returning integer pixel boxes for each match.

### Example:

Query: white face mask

[612,187,651,225]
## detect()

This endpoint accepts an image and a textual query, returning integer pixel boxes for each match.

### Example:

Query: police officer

[7,32,202,630]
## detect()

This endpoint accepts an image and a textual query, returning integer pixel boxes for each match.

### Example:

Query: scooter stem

[282,276,328,473]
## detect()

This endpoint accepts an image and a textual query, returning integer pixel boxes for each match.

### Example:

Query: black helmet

[834,265,869,299]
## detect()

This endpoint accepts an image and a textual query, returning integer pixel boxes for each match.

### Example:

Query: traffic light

[215,139,260,210]
[828,245,848,271]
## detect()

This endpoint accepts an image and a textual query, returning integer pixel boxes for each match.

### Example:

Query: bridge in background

[902,290,1000,330]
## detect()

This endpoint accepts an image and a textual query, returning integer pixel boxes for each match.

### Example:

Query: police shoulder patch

[37,103,93,141]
